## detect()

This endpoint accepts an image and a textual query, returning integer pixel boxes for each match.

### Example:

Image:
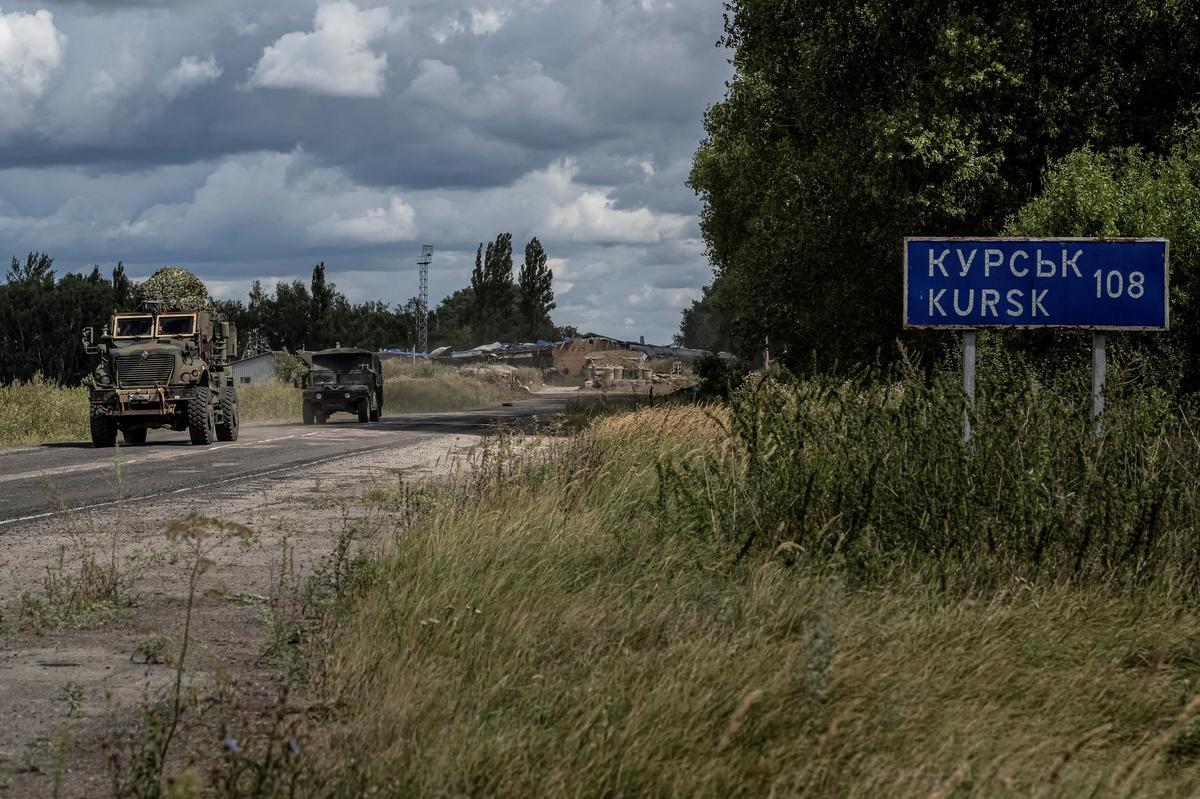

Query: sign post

[903,238,1168,442]
[962,330,975,444]
[1092,332,1106,437]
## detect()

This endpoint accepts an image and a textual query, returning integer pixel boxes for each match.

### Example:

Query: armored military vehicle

[82,269,238,447]
[300,348,383,424]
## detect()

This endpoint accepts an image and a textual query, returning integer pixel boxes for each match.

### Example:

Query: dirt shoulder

[0,432,481,798]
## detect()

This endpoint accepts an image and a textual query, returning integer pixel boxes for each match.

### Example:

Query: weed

[49,726,74,799]
[132,636,173,666]
[60,683,83,718]
[108,514,254,798]
[18,541,134,631]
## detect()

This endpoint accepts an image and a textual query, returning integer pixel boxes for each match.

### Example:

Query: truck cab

[83,304,238,447]
[300,348,384,424]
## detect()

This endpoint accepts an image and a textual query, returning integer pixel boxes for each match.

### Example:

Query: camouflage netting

[134,266,209,310]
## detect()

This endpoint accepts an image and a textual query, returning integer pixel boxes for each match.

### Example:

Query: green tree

[111,261,133,311]
[472,233,516,341]
[518,237,555,339]
[309,262,337,349]
[1004,133,1200,391]
[677,278,732,352]
[690,0,1200,369]
[0,253,111,384]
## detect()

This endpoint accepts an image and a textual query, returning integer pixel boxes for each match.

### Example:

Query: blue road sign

[904,238,1168,330]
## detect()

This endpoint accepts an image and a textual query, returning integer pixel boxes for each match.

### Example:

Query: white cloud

[246,1,393,97]
[110,150,417,251]
[312,196,416,243]
[429,7,510,43]
[542,162,690,244]
[470,8,510,35]
[159,55,222,100]
[0,8,66,127]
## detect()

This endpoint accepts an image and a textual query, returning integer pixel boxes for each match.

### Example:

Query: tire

[302,400,314,425]
[358,398,369,423]
[369,404,380,422]
[122,427,147,445]
[89,404,117,448]
[315,411,327,424]
[216,385,239,442]
[188,386,215,445]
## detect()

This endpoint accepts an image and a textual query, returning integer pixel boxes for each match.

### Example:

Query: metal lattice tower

[416,245,433,354]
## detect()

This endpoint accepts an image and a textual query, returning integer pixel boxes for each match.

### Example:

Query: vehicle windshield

[336,372,371,384]
[309,371,369,385]
[156,314,196,336]
[113,316,153,338]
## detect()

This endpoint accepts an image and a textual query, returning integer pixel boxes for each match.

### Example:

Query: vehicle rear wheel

[122,427,147,445]
[90,404,117,448]
[188,387,215,445]
[302,400,314,425]
[216,385,239,441]
[358,398,370,423]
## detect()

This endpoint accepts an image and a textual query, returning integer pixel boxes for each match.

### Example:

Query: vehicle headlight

[315,392,323,400]
[180,372,193,382]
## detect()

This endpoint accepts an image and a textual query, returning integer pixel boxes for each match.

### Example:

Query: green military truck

[300,348,384,424]
[82,303,239,447]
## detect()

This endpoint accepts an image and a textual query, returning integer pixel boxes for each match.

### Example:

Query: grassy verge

[266,374,1200,796]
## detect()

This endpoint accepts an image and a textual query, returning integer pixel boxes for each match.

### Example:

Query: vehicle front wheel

[90,404,117,448]
[302,400,314,425]
[358,398,370,423]
[187,387,215,445]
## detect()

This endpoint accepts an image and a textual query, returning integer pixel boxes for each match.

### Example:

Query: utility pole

[417,245,433,356]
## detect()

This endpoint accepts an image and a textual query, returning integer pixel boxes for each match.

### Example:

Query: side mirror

[82,327,98,354]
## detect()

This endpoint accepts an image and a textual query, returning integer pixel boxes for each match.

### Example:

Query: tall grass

[284,385,1200,796]
[236,380,301,421]
[660,365,1200,588]
[0,375,88,445]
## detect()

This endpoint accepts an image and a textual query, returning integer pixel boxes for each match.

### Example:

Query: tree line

[685,0,1200,391]
[0,233,565,385]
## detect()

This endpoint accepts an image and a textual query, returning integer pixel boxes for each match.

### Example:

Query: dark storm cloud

[0,0,731,343]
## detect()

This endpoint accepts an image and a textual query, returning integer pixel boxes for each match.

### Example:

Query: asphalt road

[0,393,576,528]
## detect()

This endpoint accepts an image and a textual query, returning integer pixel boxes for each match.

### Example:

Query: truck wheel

[122,427,147,445]
[302,400,314,425]
[315,411,327,424]
[188,387,215,445]
[358,398,370,423]
[216,385,239,442]
[89,404,117,448]
[369,404,380,422]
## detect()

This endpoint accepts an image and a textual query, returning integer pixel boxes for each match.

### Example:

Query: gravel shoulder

[0,432,481,798]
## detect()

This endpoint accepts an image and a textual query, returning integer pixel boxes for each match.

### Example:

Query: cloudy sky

[0,0,731,344]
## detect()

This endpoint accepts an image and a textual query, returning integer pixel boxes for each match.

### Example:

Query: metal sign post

[902,237,1169,445]
[962,330,976,445]
[1092,333,1105,437]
